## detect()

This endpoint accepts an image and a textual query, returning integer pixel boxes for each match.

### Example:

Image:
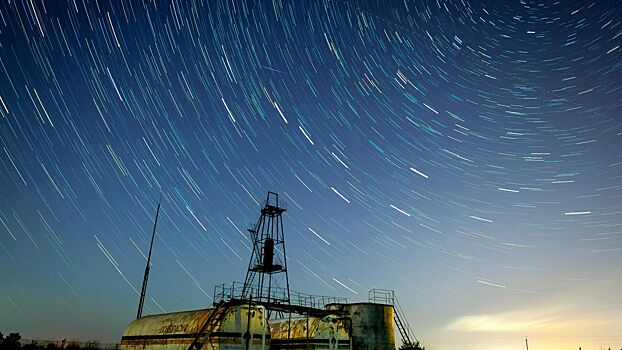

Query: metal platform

[214,281,348,316]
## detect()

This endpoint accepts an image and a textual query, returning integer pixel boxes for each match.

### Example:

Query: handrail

[368,289,418,346]
[188,300,228,350]
[214,281,347,309]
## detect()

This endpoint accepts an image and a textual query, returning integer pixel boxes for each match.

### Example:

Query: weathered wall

[269,315,350,350]
[120,304,269,350]
[325,303,395,350]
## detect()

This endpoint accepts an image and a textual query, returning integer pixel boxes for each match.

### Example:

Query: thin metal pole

[258,215,266,303]
[136,192,162,319]
[306,314,310,350]
[266,215,274,304]
[245,295,253,350]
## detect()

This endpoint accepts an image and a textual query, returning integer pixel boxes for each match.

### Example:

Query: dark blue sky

[1,1,621,349]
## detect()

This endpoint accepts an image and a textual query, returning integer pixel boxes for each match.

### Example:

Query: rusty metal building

[120,301,402,350]
[120,303,269,350]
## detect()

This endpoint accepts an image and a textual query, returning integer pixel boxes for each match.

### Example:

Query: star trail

[0,0,621,349]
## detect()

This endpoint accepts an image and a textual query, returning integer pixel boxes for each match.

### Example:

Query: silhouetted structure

[120,192,425,350]
[241,191,291,309]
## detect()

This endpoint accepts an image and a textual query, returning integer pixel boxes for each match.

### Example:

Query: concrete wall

[325,303,395,350]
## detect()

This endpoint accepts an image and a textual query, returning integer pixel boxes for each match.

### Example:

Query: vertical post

[306,313,310,350]
[136,192,162,319]
[525,337,529,350]
[244,295,253,350]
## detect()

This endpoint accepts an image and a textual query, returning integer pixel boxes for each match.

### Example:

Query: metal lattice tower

[241,192,290,308]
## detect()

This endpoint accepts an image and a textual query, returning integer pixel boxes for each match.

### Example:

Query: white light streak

[331,186,350,203]
[497,187,519,193]
[299,125,314,145]
[308,227,330,245]
[564,211,591,215]
[390,204,411,217]
[477,280,506,289]
[332,277,358,294]
[410,167,429,178]
[469,215,493,223]
[274,102,288,123]
[222,98,236,124]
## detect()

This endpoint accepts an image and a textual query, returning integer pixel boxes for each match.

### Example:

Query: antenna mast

[136,193,162,319]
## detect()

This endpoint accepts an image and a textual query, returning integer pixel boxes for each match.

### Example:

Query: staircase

[368,289,419,349]
[393,296,418,348]
[188,301,229,350]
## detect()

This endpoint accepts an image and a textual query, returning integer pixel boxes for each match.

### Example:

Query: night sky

[1,0,621,349]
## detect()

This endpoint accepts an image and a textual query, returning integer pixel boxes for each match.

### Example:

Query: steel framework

[241,192,291,309]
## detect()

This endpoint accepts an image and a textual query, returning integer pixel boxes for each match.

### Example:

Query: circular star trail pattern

[0,0,621,347]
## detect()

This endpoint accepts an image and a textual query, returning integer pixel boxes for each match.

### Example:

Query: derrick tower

[241,191,290,308]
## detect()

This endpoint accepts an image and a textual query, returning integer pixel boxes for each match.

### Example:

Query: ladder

[393,296,418,348]
[369,290,420,349]
[188,301,229,350]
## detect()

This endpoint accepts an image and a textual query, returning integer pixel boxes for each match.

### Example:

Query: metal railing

[368,289,395,305]
[368,289,418,346]
[262,196,287,210]
[214,281,347,309]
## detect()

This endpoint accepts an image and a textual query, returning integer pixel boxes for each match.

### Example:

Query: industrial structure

[120,192,423,350]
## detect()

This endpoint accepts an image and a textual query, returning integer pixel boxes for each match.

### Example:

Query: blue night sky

[1,1,621,349]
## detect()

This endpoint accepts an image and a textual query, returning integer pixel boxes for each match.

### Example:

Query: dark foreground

[0,333,118,350]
